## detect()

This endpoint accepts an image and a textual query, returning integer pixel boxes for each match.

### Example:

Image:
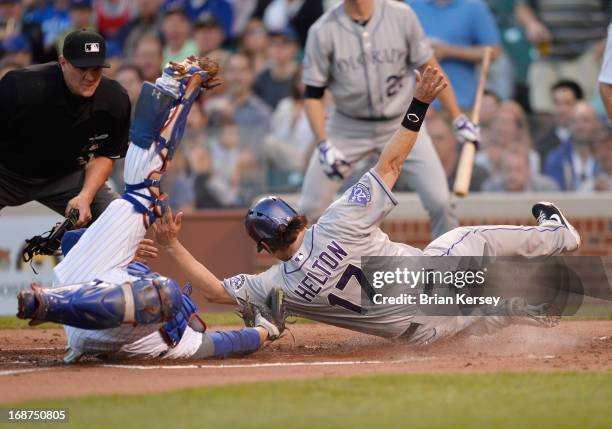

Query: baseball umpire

[300,0,479,238]
[0,29,130,227]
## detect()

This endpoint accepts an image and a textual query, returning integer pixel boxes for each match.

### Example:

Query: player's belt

[398,322,421,340]
[349,114,402,122]
[337,110,403,122]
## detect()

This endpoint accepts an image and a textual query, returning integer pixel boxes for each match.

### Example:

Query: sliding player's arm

[152,209,236,304]
[373,67,448,189]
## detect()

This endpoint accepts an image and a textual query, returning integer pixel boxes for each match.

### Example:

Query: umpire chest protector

[0,62,130,178]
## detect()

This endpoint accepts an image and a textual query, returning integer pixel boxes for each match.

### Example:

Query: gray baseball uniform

[224,169,577,343]
[299,0,457,237]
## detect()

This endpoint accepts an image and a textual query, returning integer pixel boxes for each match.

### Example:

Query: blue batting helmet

[245,196,298,252]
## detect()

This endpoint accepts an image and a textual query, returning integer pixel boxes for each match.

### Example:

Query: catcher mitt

[168,55,223,89]
[22,209,79,264]
[237,288,288,340]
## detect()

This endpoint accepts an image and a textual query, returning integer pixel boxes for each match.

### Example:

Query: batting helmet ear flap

[245,196,298,252]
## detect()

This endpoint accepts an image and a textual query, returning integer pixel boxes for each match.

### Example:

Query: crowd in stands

[1,0,610,212]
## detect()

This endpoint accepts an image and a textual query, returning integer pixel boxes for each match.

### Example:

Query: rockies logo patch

[229,275,246,291]
[348,183,371,206]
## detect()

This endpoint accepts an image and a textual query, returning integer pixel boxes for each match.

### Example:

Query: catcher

[17,57,285,363]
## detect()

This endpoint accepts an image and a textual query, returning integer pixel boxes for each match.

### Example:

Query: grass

[0,313,313,330]
[10,372,612,429]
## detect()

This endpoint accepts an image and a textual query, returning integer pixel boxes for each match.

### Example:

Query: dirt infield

[1,320,610,404]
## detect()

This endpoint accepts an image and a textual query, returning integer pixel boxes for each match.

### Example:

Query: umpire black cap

[62,29,110,68]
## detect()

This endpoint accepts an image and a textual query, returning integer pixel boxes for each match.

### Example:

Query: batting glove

[317,139,351,180]
[452,114,480,149]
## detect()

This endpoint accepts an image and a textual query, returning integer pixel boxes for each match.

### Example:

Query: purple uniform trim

[440,225,565,256]
[367,169,399,206]
[284,226,317,275]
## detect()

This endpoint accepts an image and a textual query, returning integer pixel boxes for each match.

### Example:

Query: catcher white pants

[54,144,203,360]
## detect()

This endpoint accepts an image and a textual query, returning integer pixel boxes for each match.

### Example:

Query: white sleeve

[222,265,280,306]
[302,24,331,88]
[599,24,612,84]
[317,168,398,239]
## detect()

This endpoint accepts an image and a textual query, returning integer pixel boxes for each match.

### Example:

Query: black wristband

[401,98,429,132]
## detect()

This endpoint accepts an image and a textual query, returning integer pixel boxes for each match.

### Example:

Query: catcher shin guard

[16,276,182,329]
[123,59,209,227]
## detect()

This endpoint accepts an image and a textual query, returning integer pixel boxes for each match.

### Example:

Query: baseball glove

[237,288,288,341]
[168,56,223,89]
[22,209,79,264]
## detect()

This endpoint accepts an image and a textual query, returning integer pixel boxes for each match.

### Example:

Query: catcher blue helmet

[245,196,298,252]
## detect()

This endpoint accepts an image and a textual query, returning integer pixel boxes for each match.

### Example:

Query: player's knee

[132,276,182,324]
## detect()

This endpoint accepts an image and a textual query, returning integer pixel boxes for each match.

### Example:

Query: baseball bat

[453,46,493,197]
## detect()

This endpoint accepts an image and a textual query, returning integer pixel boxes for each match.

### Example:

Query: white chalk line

[102,359,431,370]
[0,367,54,376]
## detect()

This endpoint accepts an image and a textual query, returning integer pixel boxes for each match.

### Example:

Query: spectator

[264,71,314,188]
[239,18,269,76]
[207,52,272,147]
[102,40,123,77]
[545,101,602,191]
[115,63,143,116]
[594,125,612,191]
[253,26,299,109]
[2,33,32,67]
[535,80,583,168]
[190,143,224,209]
[482,147,559,192]
[56,0,95,54]
[0,0,49,63]
[94,0,133,41]
[476,100,540,178]
[479,89,501,133]
[206,122,242,207]
[32,0,71,53]
[408,0,501,110]
[132,32,163,83]
[164,148,195,212]
[599,23,612,120]
[162,0,233,40]
[428,116,489,192]
[515,0,609,113]
[255,0,324,47]
[161,6,197,66]
[193,14,230,71]
[116,0,161,58]
[206,52,272,203]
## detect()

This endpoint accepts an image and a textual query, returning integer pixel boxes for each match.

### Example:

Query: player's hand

[65,193,93,227]
[132,239,159,264]
[525,20,552,45]
[413,67,447,104]
[452,113,481,148]
[317,139,351,180]
[152,207,183,249]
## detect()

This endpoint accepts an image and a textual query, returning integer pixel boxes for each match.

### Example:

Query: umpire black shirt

[0,62,130,179]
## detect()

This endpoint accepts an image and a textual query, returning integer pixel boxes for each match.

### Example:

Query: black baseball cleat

[532,201,581,250]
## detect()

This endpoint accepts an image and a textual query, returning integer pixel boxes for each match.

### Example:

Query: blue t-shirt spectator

[162,0,233,39]
[407,0,500,109]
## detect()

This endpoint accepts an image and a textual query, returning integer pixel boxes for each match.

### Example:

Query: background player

[153,66,580,345]
[300,0,480,237]
[17,57,283,363]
